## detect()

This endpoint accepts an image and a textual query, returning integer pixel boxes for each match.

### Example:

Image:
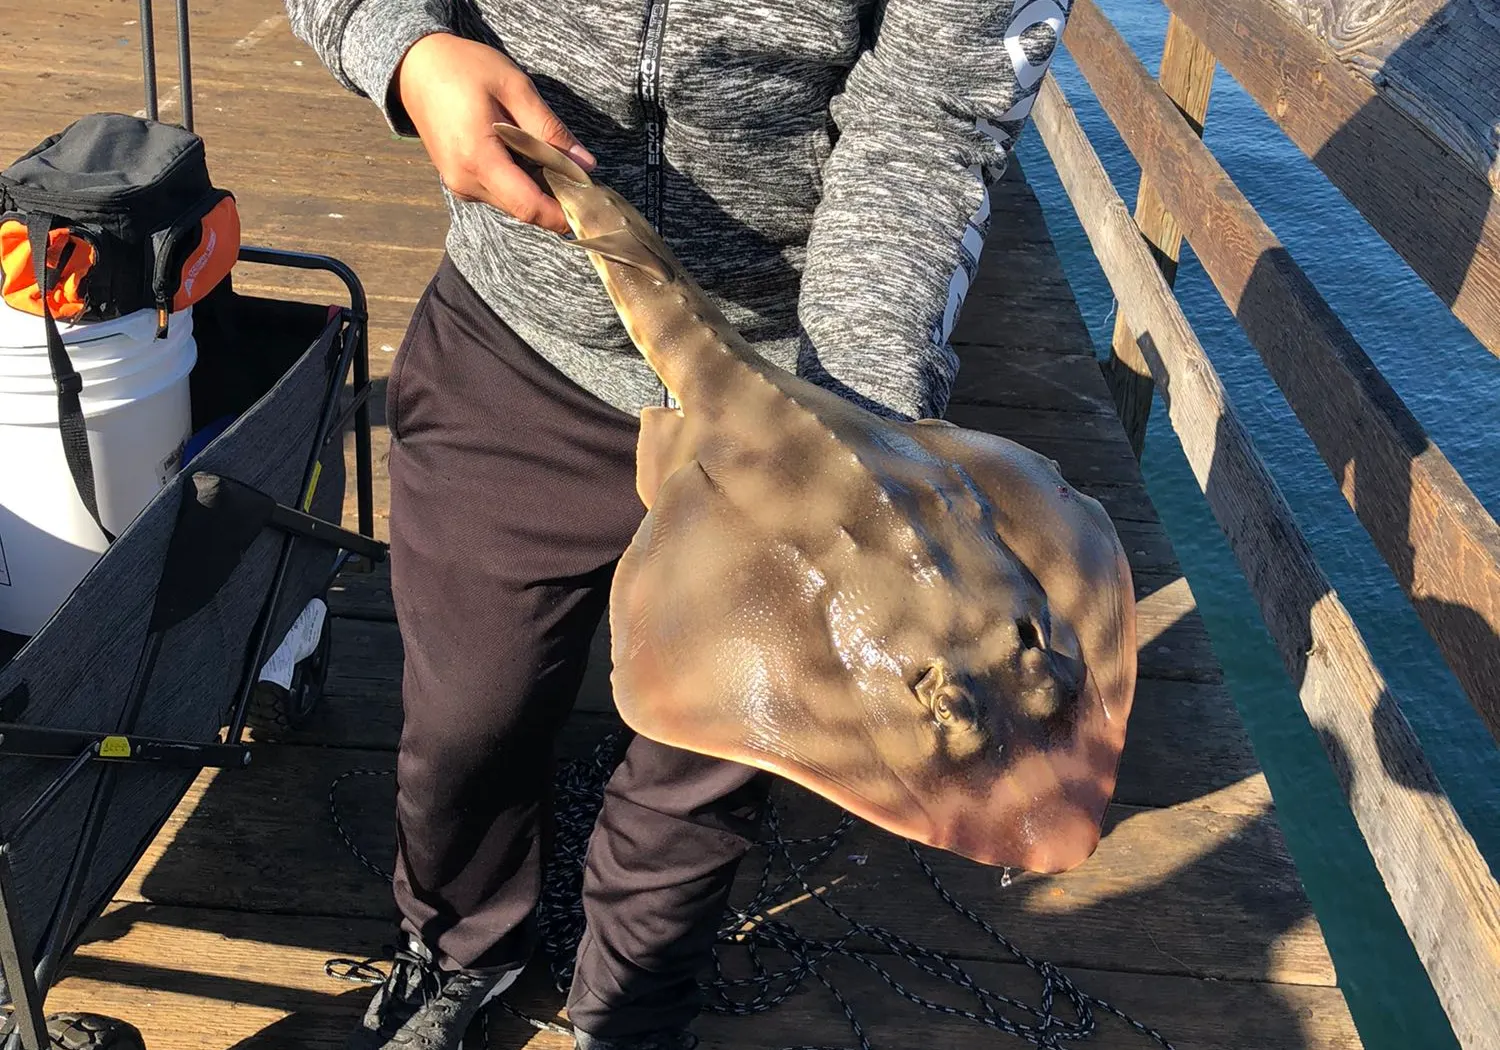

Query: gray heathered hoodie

[284,0,1072,422]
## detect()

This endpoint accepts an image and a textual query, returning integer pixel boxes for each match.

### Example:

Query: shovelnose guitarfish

[495,123,1138,874]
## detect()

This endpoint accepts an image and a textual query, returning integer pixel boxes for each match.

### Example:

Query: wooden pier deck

[3,2,1365,1047]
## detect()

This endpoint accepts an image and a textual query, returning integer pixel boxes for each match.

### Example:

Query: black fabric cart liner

[0,277,355,1003]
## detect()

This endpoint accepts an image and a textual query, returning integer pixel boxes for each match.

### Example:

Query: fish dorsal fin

[492,121,593,185]
[562,230,674,285]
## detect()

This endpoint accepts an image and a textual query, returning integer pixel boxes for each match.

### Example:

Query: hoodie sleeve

[796,0,1071,422]
[283,0,454,136]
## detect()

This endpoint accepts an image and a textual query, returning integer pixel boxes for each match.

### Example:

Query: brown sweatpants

[384,257,772,1039]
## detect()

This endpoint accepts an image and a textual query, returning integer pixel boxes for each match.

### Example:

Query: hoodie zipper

[636,0,675,406]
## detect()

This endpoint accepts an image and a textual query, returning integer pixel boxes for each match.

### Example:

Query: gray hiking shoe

[340,933,523,1050]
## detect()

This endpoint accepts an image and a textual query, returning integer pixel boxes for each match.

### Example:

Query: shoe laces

[327,942,445,1026]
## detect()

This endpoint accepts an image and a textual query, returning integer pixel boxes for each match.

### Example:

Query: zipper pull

[156,299,170,338]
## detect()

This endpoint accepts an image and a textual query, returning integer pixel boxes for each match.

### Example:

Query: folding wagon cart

[0,4,388,1046]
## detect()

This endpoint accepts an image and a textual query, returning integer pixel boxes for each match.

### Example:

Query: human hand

[395,32,595,234]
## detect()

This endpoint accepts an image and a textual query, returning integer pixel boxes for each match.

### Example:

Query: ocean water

[1013,2,1500,1046]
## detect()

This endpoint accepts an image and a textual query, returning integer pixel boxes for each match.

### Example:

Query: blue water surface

[1012,2,1500,1046]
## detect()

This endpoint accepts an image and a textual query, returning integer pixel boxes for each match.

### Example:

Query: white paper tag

[258,597,328,689]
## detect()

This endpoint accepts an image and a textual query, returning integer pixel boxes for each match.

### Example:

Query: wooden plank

[946,407,1148,489]
[0,77,430,163]
[694,953,1362,1050]
[1103,14,1217,456]
[325,513,1189,623]
[949,171,1098,357]
[326,567,396,621]
[1066,0,1500,748]
[49,904,1361,1050]
[330,419,1174,566]
[5,98,444,350]
[0,32,383,108]
[950,343,1117,416]
[1115,517,1187,575]
[333,443,1163,565]
[54,905,399,1050]
[113,742,1338,986]
[1157,0,1500,363]
[0,164,445,278]
[3,0,295,50]
[746,777,1327,985]
[116,729,619,912]
[324,519,1193,619]
[1032,66,1500,1050]
[949,284,1094,357]
[305,612,1254,808]
[321,571,1219,734]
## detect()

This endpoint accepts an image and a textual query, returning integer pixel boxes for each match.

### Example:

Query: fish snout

[962,806,1105,873]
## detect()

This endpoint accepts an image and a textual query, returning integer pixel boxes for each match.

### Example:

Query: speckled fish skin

[494,123,1137,874]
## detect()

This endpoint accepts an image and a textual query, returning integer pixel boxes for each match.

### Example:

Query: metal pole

[234,246,378,544]
[138,0,158,121]
[31,627,161,995]
[29,763,116,997]
[174,0,194,131]
[353,318,374,541]
[11,749,97,840]
[0,844,48,1050]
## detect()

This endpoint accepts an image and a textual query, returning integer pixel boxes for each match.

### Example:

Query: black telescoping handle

[138,0,157,120]
[137,0,195,132]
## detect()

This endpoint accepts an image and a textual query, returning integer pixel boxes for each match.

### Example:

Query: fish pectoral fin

[914,417,957,428]
[492,122,593,185]
[636,406,694,509]
[562,230,674,285]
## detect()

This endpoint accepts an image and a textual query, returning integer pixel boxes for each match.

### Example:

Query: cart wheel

[247,613,333,733]
[45,1014,146,1050]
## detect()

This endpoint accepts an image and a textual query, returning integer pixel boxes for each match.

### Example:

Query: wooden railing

[1029,0,1500,1045]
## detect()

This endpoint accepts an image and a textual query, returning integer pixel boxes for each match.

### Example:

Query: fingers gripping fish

[493,123,1138,874]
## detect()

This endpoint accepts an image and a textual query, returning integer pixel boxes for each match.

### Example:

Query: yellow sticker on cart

[99,735,132,759]
[303,461,323,512]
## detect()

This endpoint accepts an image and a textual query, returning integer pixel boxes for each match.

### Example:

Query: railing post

[1101,14,1216,458]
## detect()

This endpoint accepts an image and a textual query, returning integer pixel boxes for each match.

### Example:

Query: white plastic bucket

[0,304,197,636]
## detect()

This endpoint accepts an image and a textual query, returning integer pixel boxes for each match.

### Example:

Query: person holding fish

[284,2,1082,1049]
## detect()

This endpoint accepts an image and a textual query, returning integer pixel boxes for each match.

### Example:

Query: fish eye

[935,686,977,731]
[915,662,979,732]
